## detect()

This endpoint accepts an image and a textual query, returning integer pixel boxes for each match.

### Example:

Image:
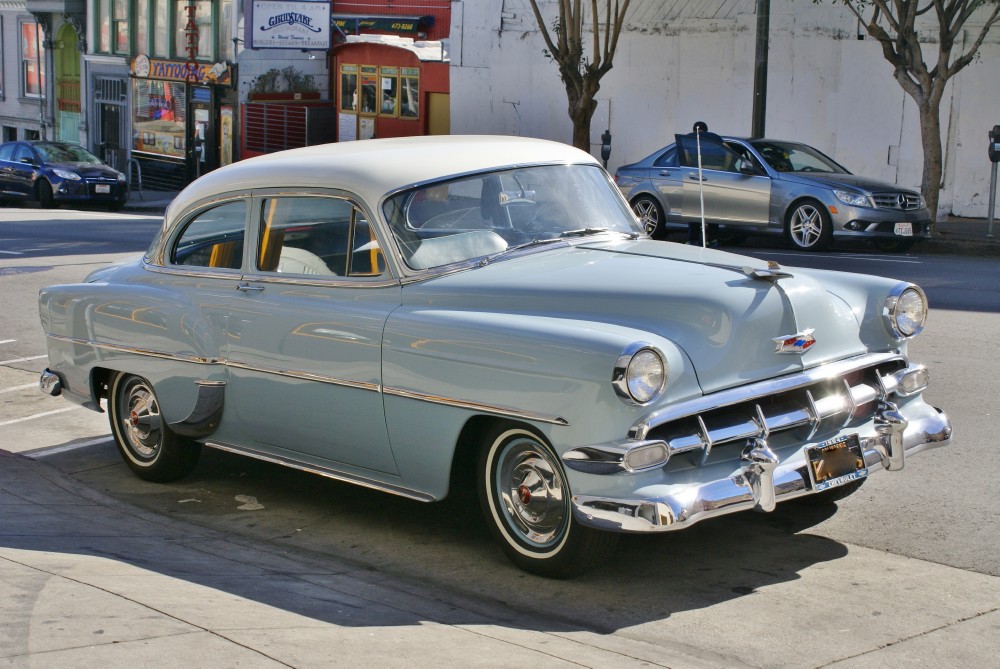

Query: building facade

[450,0,1000,219]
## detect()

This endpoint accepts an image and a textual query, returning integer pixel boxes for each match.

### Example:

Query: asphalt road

[2,207,999,667]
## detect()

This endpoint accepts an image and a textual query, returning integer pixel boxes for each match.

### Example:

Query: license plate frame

[95,184,111,194]
[807,434,868,491]
[893,222,913,237]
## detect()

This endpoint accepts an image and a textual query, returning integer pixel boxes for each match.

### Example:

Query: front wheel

[477,424,618,578]
[631,195,666,239]
[786,199,832,251]
[36,179,55,209]
[108,373,201,482]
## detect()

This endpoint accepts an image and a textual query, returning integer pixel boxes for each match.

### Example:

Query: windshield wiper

[560,227,640,239]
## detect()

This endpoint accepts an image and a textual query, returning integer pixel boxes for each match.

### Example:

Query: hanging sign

[251,1,332,50]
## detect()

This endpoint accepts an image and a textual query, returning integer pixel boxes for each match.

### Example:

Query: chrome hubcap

[790,205,823,247]
[120,381,162,459]
[496,438,566,547]
[633,200,659,235]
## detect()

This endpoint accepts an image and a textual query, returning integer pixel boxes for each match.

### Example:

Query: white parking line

[0,354,48,365]
[31,436,113,457]
[0,250,24,255]
[0,382,38,394]
[0,339,16,345]
[0,405,80,426]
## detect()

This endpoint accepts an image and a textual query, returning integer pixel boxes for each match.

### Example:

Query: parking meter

[990,125,1000,162]
[989,126,1000,237]
[600,130,612,167]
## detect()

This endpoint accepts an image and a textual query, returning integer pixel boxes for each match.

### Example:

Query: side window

[13,145,34,164]
[676,136,743,173]
[257,197,385,278]
[171,200,247,269]
[652,147,677,168]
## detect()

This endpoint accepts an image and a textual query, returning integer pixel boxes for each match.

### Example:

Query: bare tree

[834,0,1000,223]
[527,0,632,152]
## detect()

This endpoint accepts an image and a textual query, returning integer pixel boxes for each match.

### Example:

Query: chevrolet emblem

[772,329,816,354]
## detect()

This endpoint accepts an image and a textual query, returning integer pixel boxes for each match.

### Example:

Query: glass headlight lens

[834,190,870,207]
[613,345,668,405]
[884,285,928,338]
[53,169,82,181]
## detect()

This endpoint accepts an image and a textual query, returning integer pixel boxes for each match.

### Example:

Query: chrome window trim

[237,273,400,290]
[142,259,243,281]
[150,192,254,267]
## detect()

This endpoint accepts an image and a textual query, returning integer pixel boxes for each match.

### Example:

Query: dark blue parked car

[0,141,127,210]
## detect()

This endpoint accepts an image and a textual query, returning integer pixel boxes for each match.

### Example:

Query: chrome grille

[635,355,908,465]
[872,192,921,210]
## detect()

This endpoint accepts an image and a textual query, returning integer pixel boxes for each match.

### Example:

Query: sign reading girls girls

[251,1,332,50]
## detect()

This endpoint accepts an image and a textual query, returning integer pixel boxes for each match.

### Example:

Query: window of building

[0,17,5,99]
[340,64,419,120]
[114,0,130,52]
[153,0,170,57]
[175,0,213,61]
[1,127,16,143]
[20,21,45,98]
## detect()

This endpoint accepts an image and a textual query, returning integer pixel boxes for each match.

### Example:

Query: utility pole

[751,0,770,139]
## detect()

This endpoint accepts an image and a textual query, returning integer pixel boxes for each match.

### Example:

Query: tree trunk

[567,84,598,153]
[916,101,943,232]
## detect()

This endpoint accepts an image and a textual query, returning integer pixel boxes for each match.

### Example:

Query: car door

[675,136,770,226]
[644,146,686,222]
[10,143,40,198]
[224,193,403,475]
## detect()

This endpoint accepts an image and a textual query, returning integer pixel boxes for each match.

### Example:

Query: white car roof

[168,135,599,220]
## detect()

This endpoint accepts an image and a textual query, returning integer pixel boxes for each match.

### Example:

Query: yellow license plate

[808,434,867,491]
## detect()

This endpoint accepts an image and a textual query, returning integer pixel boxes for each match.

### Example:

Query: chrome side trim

[45,334,222,365]
[168,380,226,438]
[226,360,381,392]
[49,334,566,424]
[237,274,400,289]
[383,386,570,426]
[141,262,243,281]
[204,440,435,502]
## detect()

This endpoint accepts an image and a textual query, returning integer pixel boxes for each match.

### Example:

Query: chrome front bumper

[570,406,951,533]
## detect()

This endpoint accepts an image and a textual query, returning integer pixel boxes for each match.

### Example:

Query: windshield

[749,140,849,174]
[383,164,641,270]
[34,143,103,165]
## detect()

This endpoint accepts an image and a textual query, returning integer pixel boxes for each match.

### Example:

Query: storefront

[333,38,449,141]
[130,56,237,190]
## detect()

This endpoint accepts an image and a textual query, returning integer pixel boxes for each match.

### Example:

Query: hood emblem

[772,329,816,354]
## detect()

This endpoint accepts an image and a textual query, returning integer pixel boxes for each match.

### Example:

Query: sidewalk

[123,189,1000,256]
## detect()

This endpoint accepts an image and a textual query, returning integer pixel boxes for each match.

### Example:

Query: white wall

[450,0,1000,218]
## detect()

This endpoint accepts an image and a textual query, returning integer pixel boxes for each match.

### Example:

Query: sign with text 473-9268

[251,1,331,50]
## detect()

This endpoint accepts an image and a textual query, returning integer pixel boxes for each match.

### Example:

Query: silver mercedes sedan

[615,137,931,252]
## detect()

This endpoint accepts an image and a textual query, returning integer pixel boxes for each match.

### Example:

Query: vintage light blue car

[38,136,952,577]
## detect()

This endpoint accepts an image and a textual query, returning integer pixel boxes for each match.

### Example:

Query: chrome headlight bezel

[883,284,928,339]
[612,343,667,406]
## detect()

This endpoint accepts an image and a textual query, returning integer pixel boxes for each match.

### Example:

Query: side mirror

[738,159,758,175]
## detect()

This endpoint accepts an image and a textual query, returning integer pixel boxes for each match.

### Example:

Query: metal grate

[93,77,127,103]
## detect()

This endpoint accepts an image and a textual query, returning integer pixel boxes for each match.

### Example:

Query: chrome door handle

[687,174,707,182]
[236,283,264,293]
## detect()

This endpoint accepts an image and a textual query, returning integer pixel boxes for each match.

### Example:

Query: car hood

[402,239,867,395]
[49,161,121,178]
[777,171,918,194]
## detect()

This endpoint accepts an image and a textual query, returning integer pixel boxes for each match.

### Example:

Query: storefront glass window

[359,65,377,115]
[20,21,45,97]
[340,66,357,112]
[175,0,212,60]
[132,79,187,158]
[380,67,398,116]
[400,68,419,119]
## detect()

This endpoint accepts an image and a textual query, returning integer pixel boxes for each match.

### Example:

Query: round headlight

[884,285,927,338]
[613,344,667,405]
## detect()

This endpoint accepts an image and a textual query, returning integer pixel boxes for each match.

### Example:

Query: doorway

[189,86,216,180]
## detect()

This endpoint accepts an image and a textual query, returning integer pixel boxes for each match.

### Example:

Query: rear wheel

[786,199,832,251]
[108,373,201,482]
[477,423,618,578]
[631,195,666,239]
[36,180,55,209]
